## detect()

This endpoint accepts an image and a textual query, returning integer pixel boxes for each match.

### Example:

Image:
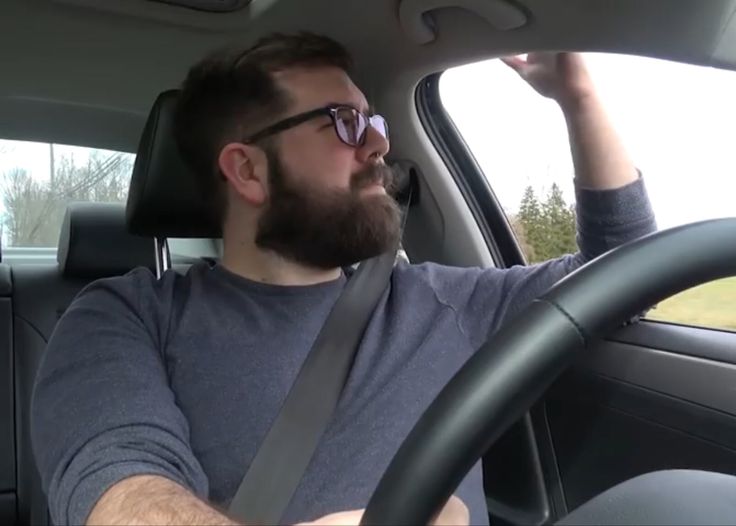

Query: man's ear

[218,142,268,206]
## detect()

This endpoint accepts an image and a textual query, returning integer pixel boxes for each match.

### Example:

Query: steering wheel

[361,218,736,525]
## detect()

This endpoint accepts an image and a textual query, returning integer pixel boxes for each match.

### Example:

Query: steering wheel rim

[362,218,736,525]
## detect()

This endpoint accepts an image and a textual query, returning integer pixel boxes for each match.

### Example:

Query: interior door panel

[542,321,736,516]
[483,321,736,524]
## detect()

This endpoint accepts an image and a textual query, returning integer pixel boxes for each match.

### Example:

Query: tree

[2,168,51,247]
[514,183,577,263]
[1,149,132,247]
[541,183,577,259]
[516,186,542,261]
[507,213,535,261]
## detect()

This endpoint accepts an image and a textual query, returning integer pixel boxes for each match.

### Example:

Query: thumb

[431,495,469,526]
[296,509,365,526]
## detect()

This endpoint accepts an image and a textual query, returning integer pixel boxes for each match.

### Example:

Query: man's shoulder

[75,265,169,303]
[69,261,208,317]
[55,262,212,357]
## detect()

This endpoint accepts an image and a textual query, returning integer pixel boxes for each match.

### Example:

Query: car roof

[1,0,735,155]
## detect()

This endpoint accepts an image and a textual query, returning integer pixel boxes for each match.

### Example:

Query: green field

[646,276,736,331]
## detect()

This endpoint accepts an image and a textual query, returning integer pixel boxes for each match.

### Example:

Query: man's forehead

[275,66,370,112]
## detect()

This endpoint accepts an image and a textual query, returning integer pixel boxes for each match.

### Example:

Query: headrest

[126,89,221,239]
[58,202,156,279]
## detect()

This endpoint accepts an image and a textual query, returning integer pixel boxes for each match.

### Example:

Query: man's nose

[356,124,390,163]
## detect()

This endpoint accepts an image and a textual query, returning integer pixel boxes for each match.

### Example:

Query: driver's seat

[126,89,221,265]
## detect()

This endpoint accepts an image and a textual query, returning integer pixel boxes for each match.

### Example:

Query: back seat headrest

[58,202,156,279]
[126,89,221,239]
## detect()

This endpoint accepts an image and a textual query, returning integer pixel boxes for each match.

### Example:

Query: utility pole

[49,143,55,184]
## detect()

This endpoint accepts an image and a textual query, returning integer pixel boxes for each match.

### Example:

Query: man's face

[253,67,402,269]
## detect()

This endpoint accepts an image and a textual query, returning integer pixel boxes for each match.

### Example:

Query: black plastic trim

[550,369,736,465]
[0,492,17,525]
[483,414,550,526]
[577,341,736,417]
[612,321,736,365]
[415,74,526,268]
[0,298,14,493]
[150,0,250,12]
[531,403,568,521]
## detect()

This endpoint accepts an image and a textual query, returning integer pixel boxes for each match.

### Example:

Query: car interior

[1,0,736,524]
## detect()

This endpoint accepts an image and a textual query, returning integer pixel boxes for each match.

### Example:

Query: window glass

[440,53,736,331]
[0,139,134,248]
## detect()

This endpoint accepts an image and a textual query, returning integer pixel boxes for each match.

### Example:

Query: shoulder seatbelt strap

[227,249,398,524]
[228,171,414,525]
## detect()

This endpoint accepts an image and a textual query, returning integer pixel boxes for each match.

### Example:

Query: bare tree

[1,149,133,247]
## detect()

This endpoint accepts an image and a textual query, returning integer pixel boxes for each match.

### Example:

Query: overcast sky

[440,52,736,230]
[1,52,734,237]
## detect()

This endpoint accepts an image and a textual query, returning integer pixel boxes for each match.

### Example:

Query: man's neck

[221,245,341,286]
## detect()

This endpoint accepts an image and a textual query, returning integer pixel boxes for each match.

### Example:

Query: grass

[646,276,736,331]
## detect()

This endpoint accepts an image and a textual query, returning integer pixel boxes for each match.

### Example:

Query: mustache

[351,163,398,194]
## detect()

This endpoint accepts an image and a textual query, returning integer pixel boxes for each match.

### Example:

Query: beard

[254,149,402,269]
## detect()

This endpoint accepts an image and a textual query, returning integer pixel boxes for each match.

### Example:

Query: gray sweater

[32,178,656,525]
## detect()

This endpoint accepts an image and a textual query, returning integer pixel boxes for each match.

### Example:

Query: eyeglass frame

[242,104,389,147]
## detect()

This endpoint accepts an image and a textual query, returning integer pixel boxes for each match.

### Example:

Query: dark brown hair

[173,32,353,224]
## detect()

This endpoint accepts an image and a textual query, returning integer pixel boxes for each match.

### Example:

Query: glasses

[243,105,389,147]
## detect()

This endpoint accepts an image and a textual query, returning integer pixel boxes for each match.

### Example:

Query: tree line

[508,183,577,263]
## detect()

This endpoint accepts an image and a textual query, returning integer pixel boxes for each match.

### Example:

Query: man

[31,33,656,526]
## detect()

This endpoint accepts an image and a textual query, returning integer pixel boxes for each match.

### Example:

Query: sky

[440,53,736,230]
[0,52,735,240]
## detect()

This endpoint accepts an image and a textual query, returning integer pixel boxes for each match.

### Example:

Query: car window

[0,139,134,248]
[440,53,736,332]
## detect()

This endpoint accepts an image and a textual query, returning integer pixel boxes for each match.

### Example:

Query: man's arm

[448,54,656,347]
[87,475,238,525]
[87,475,469,526]
[31,271,212,525]
[503,52,638,190]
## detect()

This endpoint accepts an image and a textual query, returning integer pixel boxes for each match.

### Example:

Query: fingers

[431,495,470,526]
[295,496,469,526]
[296,509,365,526]
[500,55,527,73]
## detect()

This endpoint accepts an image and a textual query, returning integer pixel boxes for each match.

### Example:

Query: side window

[0,139,134,248]
[440,53,736,332]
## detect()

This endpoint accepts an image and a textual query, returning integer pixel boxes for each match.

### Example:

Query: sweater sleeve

[31,269,209,526]
[453,175,657,348]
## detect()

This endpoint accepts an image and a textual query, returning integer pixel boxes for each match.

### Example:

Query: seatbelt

[227,249,397,524]
[228,170,414,524]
